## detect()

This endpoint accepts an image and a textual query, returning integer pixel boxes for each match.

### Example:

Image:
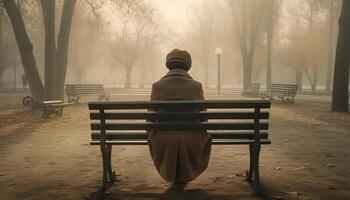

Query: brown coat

[148,68,212,183]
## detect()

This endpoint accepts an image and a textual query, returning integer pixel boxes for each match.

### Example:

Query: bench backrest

[89,100,271,142]
[65,84,105,96]
[271,84,298,96]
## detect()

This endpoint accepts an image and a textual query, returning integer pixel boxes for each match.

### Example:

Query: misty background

[0,0,343,91]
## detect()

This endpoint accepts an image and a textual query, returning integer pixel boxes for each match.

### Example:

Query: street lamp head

[215,48,223,56]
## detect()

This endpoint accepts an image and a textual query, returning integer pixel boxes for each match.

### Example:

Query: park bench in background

[88,100,271,197]
[243,83,261,97]
[23,96,34,106]
[261,84,298,103]
[65,84,109,103]
[31,100,64,117]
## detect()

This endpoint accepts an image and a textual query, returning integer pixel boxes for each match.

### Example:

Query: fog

[0,0,344,91]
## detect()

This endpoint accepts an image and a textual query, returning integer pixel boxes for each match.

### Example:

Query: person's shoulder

[151,79,163,90]
[191,79,203,89]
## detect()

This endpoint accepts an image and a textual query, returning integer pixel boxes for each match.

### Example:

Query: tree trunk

[265,0,274,91]
[204,58,209,89]
[326,1,336,92]
[243,57,253,90]
[3,0,44,101]
[55,0,77,100]
[0,18,5,88]
[125,66,132,88]
[266,32,272,91]
[296,69,303,92]
[331,0,350,112]
[312,65,318,93]
[44,0,56,100]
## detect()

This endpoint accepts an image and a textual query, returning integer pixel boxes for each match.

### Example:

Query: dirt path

[0,95,349,200]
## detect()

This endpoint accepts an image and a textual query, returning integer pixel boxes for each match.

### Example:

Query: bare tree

[263,0,280,91]
[323,0,341,91]
[332,0,349,112]
[3,0,45,101]
[188,2,215,88]
[101,0,164,88]
[42,0,56,99]
[0,3,6,88]
[290,0,327,93]
[4,0,76,101]
[228,0,265,90]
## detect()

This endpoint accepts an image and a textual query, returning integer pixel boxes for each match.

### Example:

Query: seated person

[148,49,212,184]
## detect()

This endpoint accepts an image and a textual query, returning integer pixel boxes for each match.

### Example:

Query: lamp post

[215,48,223,95]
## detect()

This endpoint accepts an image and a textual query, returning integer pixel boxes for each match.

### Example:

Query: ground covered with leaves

[0,95,349,200]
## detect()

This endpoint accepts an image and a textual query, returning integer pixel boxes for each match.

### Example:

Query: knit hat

[166,49,192,71]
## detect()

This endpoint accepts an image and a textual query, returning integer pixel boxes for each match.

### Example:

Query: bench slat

[91,122,269,131]
[90,111,269,120]
[90,139,271,145]
[88,100,271,110]
[91,131,269,140]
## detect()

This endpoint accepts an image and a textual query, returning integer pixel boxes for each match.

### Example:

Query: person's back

[148,49,212,184]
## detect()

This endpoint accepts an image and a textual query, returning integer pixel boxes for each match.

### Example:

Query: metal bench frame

[261,84,298,103]
[88,100,271,198]
[65,84,109,103]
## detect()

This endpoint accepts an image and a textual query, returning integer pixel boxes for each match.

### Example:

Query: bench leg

[106,145,116,182]
[246,143,261,183]
[290,97,295,104]
[68,96,74,103]
[74,96,80,104]
[97,144,116,198]
[253,144,261,183]
[246,144,254,181]
[42,107,50,118]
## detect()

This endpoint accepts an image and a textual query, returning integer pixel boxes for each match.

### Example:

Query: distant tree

[263,0,280,91]
[103,0,164,88]
[0,3,6,88]
[331,0,349,112]
[290,0,328,93]
[228,0,265,90]
[188,2,215,88]
[323,0,342,91]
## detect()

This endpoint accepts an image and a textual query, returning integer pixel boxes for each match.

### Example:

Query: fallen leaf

[120,188,131,192]
[285,191,299,196]
[326,164,335,167]
[293,167,305,170]
[303,180,313,183]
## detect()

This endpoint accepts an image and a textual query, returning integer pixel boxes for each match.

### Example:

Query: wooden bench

[88,100,271,197]
[65,84,109,103]
[243,83,261,97]
[31,100,65,117]
[261,84,298,103]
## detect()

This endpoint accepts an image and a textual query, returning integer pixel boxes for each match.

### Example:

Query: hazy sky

[151,0,205,33]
